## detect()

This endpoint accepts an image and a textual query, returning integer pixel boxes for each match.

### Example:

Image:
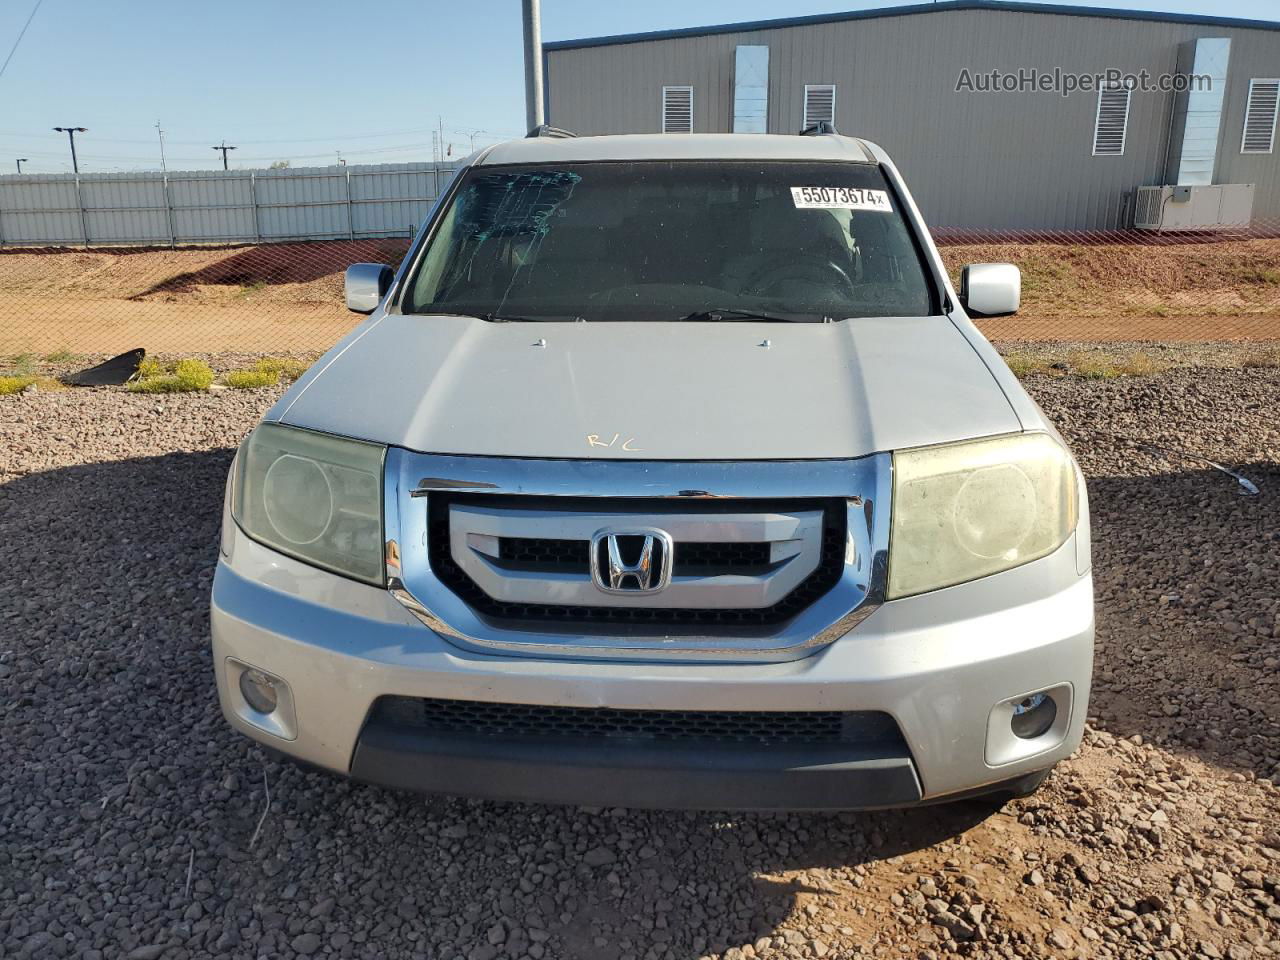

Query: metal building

[543,0,1280,230]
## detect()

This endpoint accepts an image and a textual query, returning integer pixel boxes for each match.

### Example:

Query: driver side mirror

[345,263,394,314]
[959,263,1020,317]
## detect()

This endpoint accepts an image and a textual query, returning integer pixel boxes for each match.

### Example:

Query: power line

[0,124,524,146]
[0,0,42,82]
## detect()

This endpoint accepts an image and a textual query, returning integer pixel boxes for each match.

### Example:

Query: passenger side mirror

[959,263,1020,317]
[344,263,395,314]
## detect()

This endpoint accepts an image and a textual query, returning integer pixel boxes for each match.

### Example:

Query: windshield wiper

[676,308,808,323]
[481,312,586,323]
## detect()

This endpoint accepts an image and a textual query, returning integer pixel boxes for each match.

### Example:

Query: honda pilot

[211,129,1093,810]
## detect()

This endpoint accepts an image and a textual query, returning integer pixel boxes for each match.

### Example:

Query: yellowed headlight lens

[888,433,1077,599]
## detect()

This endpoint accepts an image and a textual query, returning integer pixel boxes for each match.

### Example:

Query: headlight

[888,433,1077,599]
[232,423,386,585]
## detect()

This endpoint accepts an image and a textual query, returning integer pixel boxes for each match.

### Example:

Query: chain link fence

[1,218,1278,370]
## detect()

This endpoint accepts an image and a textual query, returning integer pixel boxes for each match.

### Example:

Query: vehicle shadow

[0,447,1273,957]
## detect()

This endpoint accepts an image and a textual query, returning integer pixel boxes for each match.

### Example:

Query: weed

[1115,351,1165,376]
[1236,266,1280,285]
[0,375,63,396]
[1002,353,1048,378]
[136,357,171,380]
[127,358,215,393]
[43,348,76,363]
[224,369,280,389]
[1066,350,1163,379]
[0,375,36,395]
[1067,351,1122,379]
[1241,346,1280,368]
[235,280,268,298]
[7,353,35,375]
[254,356,309,382]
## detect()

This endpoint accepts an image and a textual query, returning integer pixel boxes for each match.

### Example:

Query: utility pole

[212,140,237,170]
[522,0,544,130]
[52,126,87,173]
[336,151,345,166]
[156,121,167,172]
[15,158,28,174]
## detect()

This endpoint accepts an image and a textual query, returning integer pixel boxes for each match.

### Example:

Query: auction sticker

[790,186,892,212]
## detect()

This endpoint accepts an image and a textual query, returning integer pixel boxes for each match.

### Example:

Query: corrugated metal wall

[0,162,456,247]
[546,8,1280,230]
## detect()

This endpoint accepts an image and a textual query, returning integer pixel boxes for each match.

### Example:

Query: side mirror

[344,263,394,314]
[959,263,1020,317]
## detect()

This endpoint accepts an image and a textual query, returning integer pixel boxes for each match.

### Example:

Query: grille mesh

[497,537,772,575]
[430,496,845,630]
[374,696,904,747]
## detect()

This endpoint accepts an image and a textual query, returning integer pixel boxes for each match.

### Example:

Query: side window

[803,84,836,130]
[662,86,694,134]
[1092,82,1132,156]
[1242,78,1280,154]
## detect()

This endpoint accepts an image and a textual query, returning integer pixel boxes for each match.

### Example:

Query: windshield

[403,160,936,321]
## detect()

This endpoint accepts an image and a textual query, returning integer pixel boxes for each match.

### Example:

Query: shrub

[254,356,309,382]
[1115,351,1164,377]
[1003,353,1048,378]
[128,358,215,393]
[0,375,63,396]
[135,357,168,380]
[224,368,280,389]
[1067,351,1121,380]
[1241,346,1280,369]
[6,353,35,376]
[0,375,36,395]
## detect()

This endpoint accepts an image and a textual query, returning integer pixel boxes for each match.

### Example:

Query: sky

[1,0,1278,174]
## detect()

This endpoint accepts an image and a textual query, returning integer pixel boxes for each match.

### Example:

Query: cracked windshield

[404,160,936,321]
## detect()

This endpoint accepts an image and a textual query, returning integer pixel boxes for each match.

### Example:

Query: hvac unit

[1133,183,1255,232]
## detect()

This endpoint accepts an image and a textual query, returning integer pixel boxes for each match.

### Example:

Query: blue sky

[1,0,1277,173]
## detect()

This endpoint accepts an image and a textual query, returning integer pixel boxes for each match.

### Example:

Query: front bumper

[211,522,1093,810]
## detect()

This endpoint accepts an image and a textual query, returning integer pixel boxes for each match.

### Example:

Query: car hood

[275,313,1021,459]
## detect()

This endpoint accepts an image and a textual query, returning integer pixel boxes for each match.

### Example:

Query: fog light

[239,668,279,715]
[1010,691,1057,740]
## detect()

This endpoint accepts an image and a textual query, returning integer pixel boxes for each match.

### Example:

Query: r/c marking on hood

[587,433,641,452]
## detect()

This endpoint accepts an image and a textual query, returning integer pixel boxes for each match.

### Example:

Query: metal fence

[0,217,1278,368]
[0,162,458,247]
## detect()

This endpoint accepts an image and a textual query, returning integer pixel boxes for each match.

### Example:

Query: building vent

[1092,84,1131,156]
[1165,37,1230,185]
[1242,79,1280,154]
[662,86,694,134]
[803,85,836,130]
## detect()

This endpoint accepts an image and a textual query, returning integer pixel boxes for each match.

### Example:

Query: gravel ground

[1,368,1278,960]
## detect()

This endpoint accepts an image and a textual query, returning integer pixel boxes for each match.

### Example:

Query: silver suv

[212,130,1093,810]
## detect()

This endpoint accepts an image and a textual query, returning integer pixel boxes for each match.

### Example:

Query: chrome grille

[383,452,891,662]
[428,495,844,628]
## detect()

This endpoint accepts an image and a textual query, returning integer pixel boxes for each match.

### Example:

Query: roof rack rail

[798,121,839,136]
[526,125,577,139]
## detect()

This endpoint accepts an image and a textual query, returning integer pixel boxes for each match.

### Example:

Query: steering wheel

[742,256,857,301]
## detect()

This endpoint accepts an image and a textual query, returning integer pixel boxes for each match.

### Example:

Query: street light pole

[212,141,237,170]
[522,0,544,131]
[15,158,28,174]
[52,126,87,173]
[156,121,168,173]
